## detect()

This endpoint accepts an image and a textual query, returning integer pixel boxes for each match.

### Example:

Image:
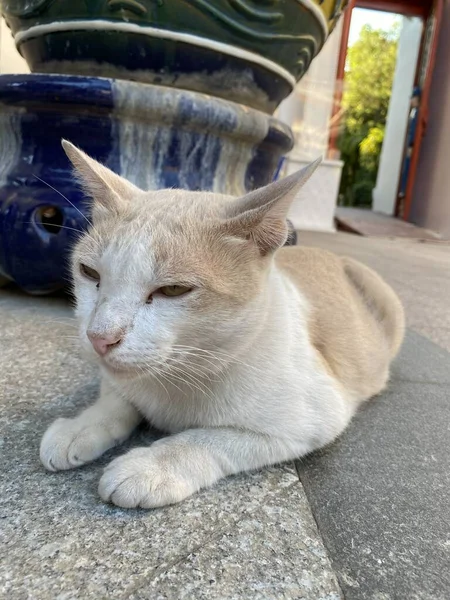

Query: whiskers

[21,221,86,236]
[171,345,257,373]
[135,344,258,401]
[135,363,172,399]
[136,358,214,401]
[41,317,78,329]
[33,174,93,228]
[25,175,100,243]
[39,317,80,348]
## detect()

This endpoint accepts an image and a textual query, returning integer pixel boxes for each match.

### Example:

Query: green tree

[338,23,399,207]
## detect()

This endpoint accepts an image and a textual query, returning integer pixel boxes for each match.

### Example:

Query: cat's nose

[87,331,123,356]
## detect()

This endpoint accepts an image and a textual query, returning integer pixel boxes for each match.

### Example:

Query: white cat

[40,140,405,508]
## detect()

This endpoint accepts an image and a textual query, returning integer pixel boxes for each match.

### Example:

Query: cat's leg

[98,427,312,508]
[40,380,141,471]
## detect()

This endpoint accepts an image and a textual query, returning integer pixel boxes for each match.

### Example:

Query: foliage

[351,180,374,207]
[338,23,399,207]
[359,126,385,172]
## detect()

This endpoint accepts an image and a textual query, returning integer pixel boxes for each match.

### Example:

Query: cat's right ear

[221,158,321,255]
[61,140,142,220]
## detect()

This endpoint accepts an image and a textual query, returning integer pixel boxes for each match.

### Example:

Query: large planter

[0,1,347,294]
[3,0,347,113]
[0,74,293,294]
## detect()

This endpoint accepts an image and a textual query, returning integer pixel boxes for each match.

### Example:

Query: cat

[40,140,405,509]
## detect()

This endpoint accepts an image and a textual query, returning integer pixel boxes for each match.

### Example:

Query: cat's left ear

[223,158,321,255]
[62,139,142,219]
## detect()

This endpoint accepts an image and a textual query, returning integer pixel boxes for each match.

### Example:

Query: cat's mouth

[99,358,138,379]
[94,345,173,380]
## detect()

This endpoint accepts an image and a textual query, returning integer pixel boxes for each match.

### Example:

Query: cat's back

[275,246,405,401]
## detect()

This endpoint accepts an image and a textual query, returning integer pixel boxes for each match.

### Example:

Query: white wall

[286,157,342,232]
[277,20,344,231]
[277,17,343,161]
[372,17,422,215]
[0,18,30,73]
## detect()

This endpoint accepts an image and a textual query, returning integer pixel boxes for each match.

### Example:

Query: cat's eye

[158,285,192,297]
[80,263,100,286]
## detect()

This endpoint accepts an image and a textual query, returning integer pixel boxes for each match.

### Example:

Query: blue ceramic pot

[0,74,293,294]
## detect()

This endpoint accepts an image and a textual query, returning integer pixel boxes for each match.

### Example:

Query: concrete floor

[1,231,449,599]
[0,269,340,599]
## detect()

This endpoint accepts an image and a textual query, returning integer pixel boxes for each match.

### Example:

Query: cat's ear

[223,158,321,255]
[61,139,141,219]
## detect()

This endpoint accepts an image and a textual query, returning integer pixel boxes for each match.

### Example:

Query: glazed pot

[2,0,348,113]
[0,74,293,294]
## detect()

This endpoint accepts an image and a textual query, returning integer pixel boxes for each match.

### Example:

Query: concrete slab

[392,330,450,385]
[297,334,450,600]
[0,288,341,600]
[335,207,441,240]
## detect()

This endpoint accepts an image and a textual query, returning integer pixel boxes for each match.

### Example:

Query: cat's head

[63,140,320,380]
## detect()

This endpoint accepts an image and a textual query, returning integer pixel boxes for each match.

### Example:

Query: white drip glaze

[0,109,22,280]
[111,79,270,196]
[0,111,22,187]
[214,111,269,196]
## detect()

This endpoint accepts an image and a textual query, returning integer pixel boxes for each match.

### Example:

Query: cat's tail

[343,257,405,359]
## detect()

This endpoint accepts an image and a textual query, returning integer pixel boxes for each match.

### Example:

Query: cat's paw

[98,447,196,508]
[40,417,118,471]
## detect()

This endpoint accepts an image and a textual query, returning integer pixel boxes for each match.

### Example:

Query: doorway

[329,0,443,223]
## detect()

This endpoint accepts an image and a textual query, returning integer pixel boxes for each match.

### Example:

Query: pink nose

[87,332,123,356]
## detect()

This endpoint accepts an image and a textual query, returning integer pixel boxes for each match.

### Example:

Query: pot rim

[14,19,301,89]
[0,73,294,151]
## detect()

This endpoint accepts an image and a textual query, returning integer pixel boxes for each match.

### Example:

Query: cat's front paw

[98,447,198,508]
[40,417,119,471]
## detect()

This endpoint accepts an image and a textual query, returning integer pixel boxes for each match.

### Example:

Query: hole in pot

[35,206,64,234]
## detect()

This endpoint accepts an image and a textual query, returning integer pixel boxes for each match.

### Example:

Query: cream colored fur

[40,141,405,508]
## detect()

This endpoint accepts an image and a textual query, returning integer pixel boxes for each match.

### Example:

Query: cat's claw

[98,447,196,509]
[40,417,118,471]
